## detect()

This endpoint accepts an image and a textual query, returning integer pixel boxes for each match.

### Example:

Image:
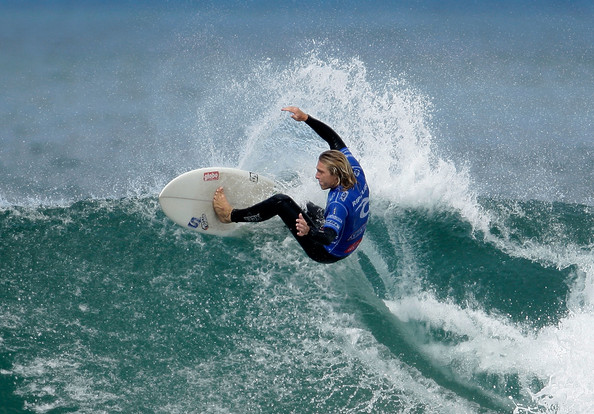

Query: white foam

[382,282,594,414]
[230,54,474,212]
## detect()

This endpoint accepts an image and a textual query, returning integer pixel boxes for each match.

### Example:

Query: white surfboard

[159,167,275,236]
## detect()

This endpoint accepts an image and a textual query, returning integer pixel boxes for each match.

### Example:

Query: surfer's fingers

[281,106,305,121]
[296,213,309,236]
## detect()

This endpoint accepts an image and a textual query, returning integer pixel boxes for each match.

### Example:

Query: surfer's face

[315,160,339,190]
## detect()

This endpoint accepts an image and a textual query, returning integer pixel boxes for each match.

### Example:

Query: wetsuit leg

[231,194,340,264]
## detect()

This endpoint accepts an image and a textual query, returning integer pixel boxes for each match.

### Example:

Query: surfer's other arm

[296,213,337,244]
[281,106,346,150]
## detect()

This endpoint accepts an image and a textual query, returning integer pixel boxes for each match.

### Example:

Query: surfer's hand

[296,213,310,236]
[282,106,308,122]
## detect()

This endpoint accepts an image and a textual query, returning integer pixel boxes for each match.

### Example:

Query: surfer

[213,106,370,263]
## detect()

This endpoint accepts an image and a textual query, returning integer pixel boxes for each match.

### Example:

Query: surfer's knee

[270,193,292,204]
[270,194,300,211]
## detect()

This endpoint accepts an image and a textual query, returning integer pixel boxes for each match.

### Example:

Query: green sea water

[1,197,591,413]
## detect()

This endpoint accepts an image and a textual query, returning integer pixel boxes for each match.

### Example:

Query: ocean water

[1,1,593,413]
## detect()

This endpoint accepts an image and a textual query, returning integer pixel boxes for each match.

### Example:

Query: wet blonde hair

[318,150,357,191]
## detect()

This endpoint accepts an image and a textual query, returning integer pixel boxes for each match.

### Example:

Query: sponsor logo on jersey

[344,239,362,254]
[352,183,368,207]
[356,197,370,219]
[327,213,343,225]
[347,224,367,241]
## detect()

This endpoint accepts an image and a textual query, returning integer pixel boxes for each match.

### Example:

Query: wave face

[1,198,592,413]
[1,1,593,413]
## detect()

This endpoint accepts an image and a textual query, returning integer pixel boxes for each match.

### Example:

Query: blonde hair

[318,150,357,191]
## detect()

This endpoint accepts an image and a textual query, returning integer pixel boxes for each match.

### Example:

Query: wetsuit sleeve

[309,226,337,245]
[299,208,337,245]
[305,115,347,150]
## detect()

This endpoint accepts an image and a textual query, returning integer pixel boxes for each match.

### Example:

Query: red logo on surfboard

[203,171,220,181]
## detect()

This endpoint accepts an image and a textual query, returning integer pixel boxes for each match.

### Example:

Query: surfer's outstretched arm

[282,106,347,150]
[304,115,346,151]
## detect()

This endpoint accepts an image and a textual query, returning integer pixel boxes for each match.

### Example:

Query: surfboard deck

[159,167,275,236]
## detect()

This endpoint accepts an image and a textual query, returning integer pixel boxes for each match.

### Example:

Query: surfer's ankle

[217,207,232,223]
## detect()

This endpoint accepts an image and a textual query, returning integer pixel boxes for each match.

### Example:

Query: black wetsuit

[230,116,356,264]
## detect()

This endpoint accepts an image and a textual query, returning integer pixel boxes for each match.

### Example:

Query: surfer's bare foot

[213,187,233,223]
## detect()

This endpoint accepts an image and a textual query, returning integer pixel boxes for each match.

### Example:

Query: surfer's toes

[213,187,233,223]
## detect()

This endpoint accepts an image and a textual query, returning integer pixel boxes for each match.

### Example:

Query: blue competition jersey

[322,147,370,257]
